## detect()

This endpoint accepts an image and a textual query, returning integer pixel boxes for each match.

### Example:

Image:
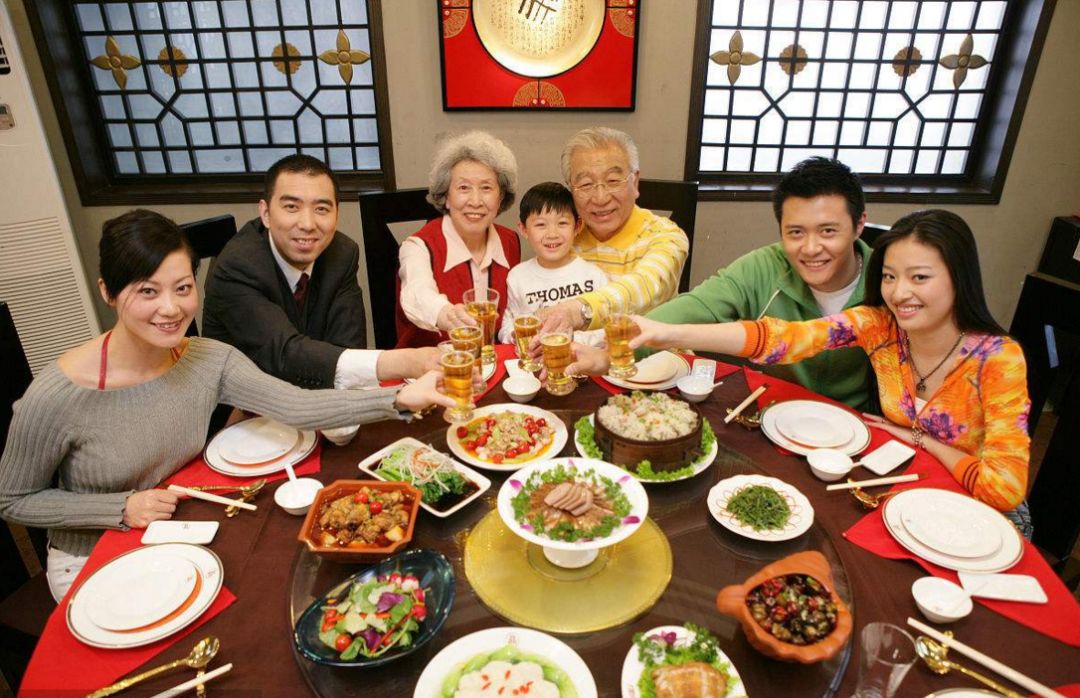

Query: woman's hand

[861,413,915,444]
[626,315,678,351]
[436,303,476,333]
[565,342,611,377]
[394,370,457,414]
[122,489,179,529]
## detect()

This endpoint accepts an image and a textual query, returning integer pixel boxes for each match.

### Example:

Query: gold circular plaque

[471,0,605,78]
[464,510,673,634]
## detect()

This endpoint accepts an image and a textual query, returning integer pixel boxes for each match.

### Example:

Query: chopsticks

[907,618,1066,698]
[825,473,921,491]
[724,385,767,424]
[147,663,233,698]
[167,485,257,511]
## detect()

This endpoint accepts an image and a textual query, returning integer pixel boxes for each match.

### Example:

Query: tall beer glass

[440,350,475,423]
[462,287,499,366]
[541,331,575,396]
[513,314,542,372]
[604,312,639,379]
[449,324,485,391]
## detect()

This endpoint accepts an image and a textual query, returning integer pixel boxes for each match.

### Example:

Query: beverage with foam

[541,332,575,396]
[463,288,500,366]
[513,314,542,372]
[440,350,474,423]
[604,313,639,379]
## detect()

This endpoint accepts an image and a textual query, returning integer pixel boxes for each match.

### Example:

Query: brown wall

[6,0,1079,339]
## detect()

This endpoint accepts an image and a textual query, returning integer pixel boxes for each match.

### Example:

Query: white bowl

[274,478,323,516]
[806,448,855,481]
[676,375,712,403]
[912,576,973,623]
[503,374,541,403]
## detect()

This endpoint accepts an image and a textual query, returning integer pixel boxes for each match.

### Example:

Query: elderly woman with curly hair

[395,130,520,348]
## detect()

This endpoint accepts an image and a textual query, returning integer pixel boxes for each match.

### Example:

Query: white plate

[67,543,223,649]
[141,520,219,546]
[573,415,717,483]
[497,458,649,552]
[620,625,745,698]
[899,491,1003,559]
[760,400,871,457]
[413,626,597,698]
[603,352,691,391]
[708,474,814,542]
[775,412,853,449]
[205,421,317,477]
[924,690,1005,697]
[358,437,492,518]
[882,489,1023,574]
[84,555,198,631]
[445,404,567,471]
[215,416,300,465]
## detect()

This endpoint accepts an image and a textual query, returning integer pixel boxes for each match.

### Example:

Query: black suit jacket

[202,218,367,389]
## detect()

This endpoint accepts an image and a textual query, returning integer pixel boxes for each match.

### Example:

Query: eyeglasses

[570,175,631,197]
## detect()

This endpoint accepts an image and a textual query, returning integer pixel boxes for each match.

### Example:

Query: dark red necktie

[294,272,309,308]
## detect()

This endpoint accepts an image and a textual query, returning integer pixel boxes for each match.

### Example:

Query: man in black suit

[203,155,436,440]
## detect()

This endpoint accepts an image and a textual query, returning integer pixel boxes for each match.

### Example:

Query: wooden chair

[358,189,440,349]
[637,178,698,293]
[0,302,53,690]
[180,214,237,337]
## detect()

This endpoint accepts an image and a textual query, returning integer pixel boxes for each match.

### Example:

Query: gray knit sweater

[0,337,403,555]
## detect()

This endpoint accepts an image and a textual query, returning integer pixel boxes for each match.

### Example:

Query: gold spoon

[849,485,903,510]
[187,479,266,493]
[225,479,267,518]
[915,636,1023,698]
[86,636,220,697]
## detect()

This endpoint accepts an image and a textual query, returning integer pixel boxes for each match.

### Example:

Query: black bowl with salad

[360,438,490,517]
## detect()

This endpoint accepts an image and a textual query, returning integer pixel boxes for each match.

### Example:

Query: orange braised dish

[455,411,555,465]
[312,486,415,548]
[745,574,839,645]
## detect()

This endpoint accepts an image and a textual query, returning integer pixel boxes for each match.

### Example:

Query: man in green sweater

[646,157,875,411]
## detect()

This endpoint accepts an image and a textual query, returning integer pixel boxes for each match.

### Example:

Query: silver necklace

[906,332,965,393]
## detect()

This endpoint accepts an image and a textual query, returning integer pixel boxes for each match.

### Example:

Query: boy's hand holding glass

[513,314,542,372]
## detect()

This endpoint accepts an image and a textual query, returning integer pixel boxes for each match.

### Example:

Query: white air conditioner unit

[0,3,100,374]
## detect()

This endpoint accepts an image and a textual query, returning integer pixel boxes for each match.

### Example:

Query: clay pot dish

[716,550,852,663]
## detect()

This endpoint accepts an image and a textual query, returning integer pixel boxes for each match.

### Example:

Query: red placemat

[19,529,237,696]
[164,440,322,489]
[592,355,740,395]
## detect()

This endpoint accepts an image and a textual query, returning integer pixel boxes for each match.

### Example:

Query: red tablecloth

[741,367,1080,647]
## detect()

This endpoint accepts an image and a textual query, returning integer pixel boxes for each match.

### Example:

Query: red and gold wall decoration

[439,0,640,110]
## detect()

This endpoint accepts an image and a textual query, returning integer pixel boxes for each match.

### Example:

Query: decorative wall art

[439,0,640,110]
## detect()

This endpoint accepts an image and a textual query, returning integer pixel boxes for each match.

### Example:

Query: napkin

[164,441,322,489]
[844,458,1080,646]
[19,529,237,695]
[592,356,740,395]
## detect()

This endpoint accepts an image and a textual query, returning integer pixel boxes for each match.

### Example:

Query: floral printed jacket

[740,305,1030,511]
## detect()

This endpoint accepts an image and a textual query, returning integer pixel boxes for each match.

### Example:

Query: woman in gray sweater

[0,209,453,599]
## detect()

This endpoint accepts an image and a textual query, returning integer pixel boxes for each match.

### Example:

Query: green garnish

[632,623,743,698]
[573,417,715,482]
[374,446,467,505]
[725,484,791,531]
[510,463,631,542]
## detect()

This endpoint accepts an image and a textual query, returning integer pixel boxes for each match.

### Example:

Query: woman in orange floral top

[569,210,1031,532]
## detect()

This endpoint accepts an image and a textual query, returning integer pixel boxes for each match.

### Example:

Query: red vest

[395,218,521,348]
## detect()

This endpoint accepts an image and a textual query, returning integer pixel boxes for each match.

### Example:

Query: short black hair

[518,181,578,224]
[99,209,198,300]
[865,209,1005,335]
[771,157,865,228]
[262,154,340,204]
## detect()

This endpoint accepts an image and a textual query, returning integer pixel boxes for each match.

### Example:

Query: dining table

[18,361,1080,697]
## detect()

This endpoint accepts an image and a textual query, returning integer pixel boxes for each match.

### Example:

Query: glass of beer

[541,331,575,396]
[440,350,475,423]
[462,287,499,367]
[449,325,485,391]
[604,311,639,379]
[513,314,542,372]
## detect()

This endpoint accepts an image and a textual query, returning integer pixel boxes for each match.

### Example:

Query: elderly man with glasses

[537,127,689,334]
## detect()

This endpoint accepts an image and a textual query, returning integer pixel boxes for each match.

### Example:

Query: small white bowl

[274,478,323,516]
[503,374,541,403]
[676,376,713,403]
[806,448,855,482]
[912,576,973,623]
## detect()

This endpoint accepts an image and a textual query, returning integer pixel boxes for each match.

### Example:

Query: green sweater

[646,240,874,412]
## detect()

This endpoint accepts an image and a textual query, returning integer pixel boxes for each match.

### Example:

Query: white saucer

[761,400,871,457]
